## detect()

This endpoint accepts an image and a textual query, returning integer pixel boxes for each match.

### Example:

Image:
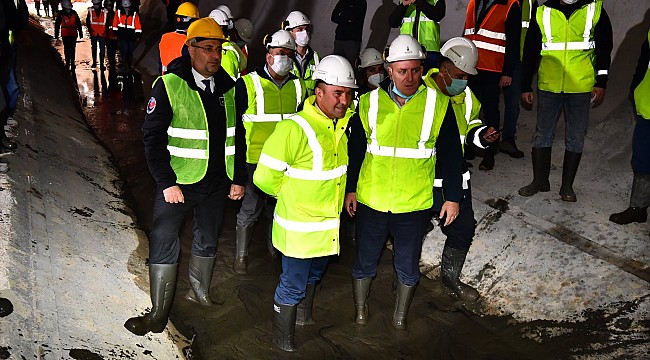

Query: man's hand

[344,192,357,217]
[591,87,606,108]
[228,184,245,200]
[439,201,460,227]
[499,76,512,88]
[483,126,501,144]
[521,92,534,110]
[163,185,184,204]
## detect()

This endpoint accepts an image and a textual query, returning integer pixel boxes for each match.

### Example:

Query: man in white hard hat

[344,34,464,330]
[283,10,320,96]
[232,30,307,275]
[423,37,500,301]
[216,4,234,30]
[254,55,356,352]
[209,9,246,79]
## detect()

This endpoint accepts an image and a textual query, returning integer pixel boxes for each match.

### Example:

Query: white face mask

[367,73,384,87]
[294,30,310,46]
[270,55,293,76]
[562,0,578,4]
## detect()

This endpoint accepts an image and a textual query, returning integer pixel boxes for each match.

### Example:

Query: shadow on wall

[366,0,396,51]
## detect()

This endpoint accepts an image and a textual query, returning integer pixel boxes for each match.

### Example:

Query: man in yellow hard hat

[124,17,247,336]
[158,1,199,74]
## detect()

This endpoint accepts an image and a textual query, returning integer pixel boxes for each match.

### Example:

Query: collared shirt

[191,67,214,93]
[263,64,290,88]
[295,48,311,73]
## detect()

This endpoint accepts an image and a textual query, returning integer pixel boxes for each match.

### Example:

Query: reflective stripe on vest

[114,10,141,32]
[464,0,518,72]
[541,3,595,51]
[242,73,302,123]
[274,213,339,233]
[433,170,471,189]
[89,9,107,37]
[366,88,437,159]
[400,0,441,52]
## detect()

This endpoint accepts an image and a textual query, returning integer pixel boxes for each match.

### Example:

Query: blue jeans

[502,61,522,140]
[632,115,650,175]
[352,203,430,286]
[149,178,230,264]
[90,36,106,64]
[275,255,329,305]
[535,90,591,153]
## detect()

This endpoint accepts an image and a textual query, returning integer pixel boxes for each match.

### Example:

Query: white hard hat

[440,37,478,75]
[283,10,310,30]
[385,35,426,63]
[264,30,296,51]
[234,18,254,43]
[209,9,230,27]
[216,5,233,19]
[358,48,384,69]
[313,55,358,89]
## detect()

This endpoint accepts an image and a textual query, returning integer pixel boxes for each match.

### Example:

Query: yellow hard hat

[185,17,227,45]
[176,2,199,19]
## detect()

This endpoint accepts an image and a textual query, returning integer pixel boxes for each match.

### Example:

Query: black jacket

[142,55,247,190]
[521,0,613,92]
[331,0,367,42]
[346,79,463,204]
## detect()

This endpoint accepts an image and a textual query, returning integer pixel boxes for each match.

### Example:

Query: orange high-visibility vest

[61,13,79,37]
[464,0,518,72]
[159,31,186,74]
[88,8,108,37]
[111,10,142,33]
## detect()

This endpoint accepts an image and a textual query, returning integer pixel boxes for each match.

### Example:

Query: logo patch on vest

[147,97,156,114]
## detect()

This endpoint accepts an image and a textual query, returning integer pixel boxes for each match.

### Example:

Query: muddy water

[37,17,639,360]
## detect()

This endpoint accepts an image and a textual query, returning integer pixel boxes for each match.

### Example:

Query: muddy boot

[392,280,416,330]
[295,283,315,326]
[352,277,372,325]
[233,225,253,274]
[610,174,650,224]
[124,263,177,336]
[559,150,582,202]
[441,245,480,302]
[267,221,278,258]
[186,255,216,306]
[273,301,297,352]
[518,147,552,197]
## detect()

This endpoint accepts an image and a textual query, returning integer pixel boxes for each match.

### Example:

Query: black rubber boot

[295,283,316,326]
[479,146,496,171]
[233,225,253,274]
[441,245,480,302]
[352,277,372,325]
[124,263,177,336]
[518,147,552,196]
[499,137,524,158]
[273,301,297,352]
[186,255,216,306]
[392,280,416,330]
[559,150,582,202]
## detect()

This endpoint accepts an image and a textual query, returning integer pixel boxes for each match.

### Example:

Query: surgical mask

[562,0,578,4]
[442,68,468,96]
[367,73,384,87]
[391,83,416,100]
[294,30,310,46]
[271,55,293,76]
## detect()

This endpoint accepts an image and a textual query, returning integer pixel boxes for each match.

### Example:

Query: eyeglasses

[191,45,225,55]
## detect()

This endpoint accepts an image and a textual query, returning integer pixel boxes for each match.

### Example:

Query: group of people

[121,0,648,354]
[51,0,141,71]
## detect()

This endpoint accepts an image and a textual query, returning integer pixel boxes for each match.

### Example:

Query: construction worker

[104,0,118,69]
[216,4,234,30]
[209,8,246,80]
[125,17,247,336]
[54,0,83,71]
[423,37,500,301]
[111,0,142,70]
[519,0,613,202]
[345,35,463,330]
[43,0,50,17]
[389,0,446,72]
[231,18,253,58]
[500,0,538,159]
[86,0,109,70]
[253,55,357,352]
[283,10,320,96]
[463,0,521,171]
[609,29,650,226]
[232,30,306,275]
[356,47,386,94]
[331,0,367,66]
[158,1,199,75]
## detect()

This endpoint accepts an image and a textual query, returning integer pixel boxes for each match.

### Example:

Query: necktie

[202,79,212,95]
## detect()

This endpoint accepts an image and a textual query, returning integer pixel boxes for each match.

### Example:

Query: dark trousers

[468,69,502,130]
[632,114,650,175]
[275,255,329,305]
[501,61,522,140]
[149,177,230,264]
[90,36,106,64]
[434,185,476,251]
[119,39,135,68]
[352,203,431,286]
[106,39,117,67]
[62,36,77,67]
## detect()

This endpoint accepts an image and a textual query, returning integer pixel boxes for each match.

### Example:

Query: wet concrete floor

[38,15,644,360]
